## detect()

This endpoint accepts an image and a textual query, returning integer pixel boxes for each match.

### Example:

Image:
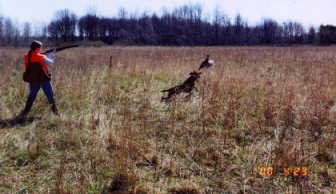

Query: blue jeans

[28,81,55,104]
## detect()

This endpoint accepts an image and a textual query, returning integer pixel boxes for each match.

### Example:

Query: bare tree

[0,16,3,45]
[307,26,316,44]
[12,26,20,47]
[261,19,280,44]
[23,22,32,43]
[78,14,99,41]
[118,7,128,19]
[212,7,223,45]
[293,22,305,43]
[48,9,77,42]
[4,18,14,45]
[233,14,244,45]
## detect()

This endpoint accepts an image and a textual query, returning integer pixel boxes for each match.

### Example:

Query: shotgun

[42,44,79,54]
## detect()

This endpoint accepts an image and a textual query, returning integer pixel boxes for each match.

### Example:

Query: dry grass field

[0,46,336,193]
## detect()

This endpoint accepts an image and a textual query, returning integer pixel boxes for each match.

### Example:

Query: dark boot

[17,100,34,119]
[51,103,59,116]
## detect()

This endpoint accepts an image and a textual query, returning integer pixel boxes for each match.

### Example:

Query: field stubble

[0,46,336,193]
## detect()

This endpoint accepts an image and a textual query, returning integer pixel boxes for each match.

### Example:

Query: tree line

[1,4,336,46]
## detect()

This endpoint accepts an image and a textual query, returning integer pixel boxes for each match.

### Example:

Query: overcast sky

[0,0,335,27]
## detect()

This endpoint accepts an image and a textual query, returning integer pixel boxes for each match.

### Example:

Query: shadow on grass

[0,116,41,128]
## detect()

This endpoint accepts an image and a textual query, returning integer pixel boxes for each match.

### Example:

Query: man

[18,40,58,118]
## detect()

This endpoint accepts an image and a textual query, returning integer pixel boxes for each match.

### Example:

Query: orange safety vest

[23,51,51,83]
[24,51,49,73]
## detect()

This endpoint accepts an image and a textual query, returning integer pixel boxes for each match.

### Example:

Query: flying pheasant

[198,55,214,70]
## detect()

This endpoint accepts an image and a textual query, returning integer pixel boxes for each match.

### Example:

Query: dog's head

[189,71,202,78]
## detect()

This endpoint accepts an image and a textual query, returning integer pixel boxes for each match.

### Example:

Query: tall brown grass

[0,46,335,193]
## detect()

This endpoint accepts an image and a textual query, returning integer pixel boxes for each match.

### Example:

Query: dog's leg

[161,97,167,102]
[184,91,193,101]
[161,92,174,103]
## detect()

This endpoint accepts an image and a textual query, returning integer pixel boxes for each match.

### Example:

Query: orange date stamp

[257,166,309,177]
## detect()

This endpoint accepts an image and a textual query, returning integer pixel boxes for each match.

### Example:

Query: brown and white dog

[161,71,202,102]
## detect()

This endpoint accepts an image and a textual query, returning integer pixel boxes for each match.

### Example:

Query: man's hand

[45,48,56,65]
[47,48,56,60]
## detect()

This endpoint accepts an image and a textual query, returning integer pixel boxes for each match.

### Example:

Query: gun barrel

[42,45,79,54]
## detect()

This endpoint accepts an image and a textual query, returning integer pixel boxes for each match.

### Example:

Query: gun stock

[42,44,79,54]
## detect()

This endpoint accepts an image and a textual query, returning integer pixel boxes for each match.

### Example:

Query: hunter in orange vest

[17,40,58,118]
